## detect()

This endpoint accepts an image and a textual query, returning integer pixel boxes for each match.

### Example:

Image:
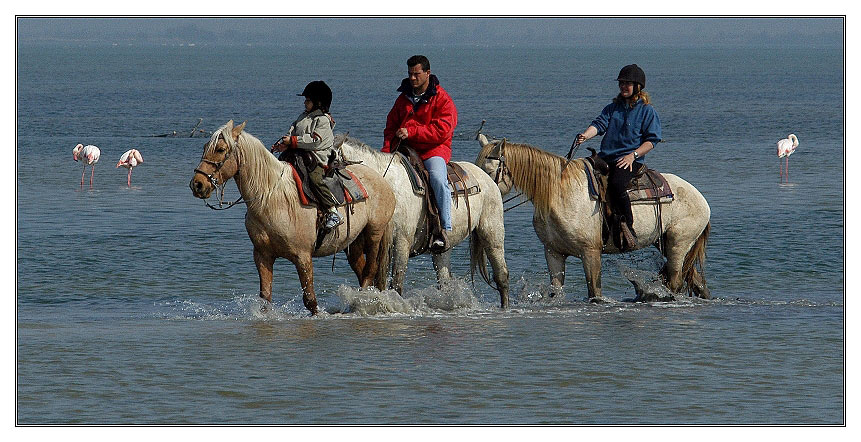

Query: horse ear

[490,139,503,158]
[232,121,247,140]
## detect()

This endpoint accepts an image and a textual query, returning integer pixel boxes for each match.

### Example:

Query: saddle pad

[583,161,602,201]
[337,169,369,204]
[397,152,426,196]
[290,166,312,206]
[628,169,674,204]
[582,162,673,204]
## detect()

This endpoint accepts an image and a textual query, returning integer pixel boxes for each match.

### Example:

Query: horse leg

[253,247,275,303]
[580,247,603,301]
[346,235,367,284]
[486,247,510,308]
[544,246,566,298]
[295,254,318,315]
[661,246,685,294]
[359,230,383,288]
[390,238,411,294]
[432,251,453,284]
[474,224,510,308]
[664,223,711,299]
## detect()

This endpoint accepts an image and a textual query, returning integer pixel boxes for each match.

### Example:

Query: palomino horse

[476,134,711,302]
[337,135,510,308]
[189,121,395,315]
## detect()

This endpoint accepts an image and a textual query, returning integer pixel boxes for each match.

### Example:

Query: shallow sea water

[15,41,844,424]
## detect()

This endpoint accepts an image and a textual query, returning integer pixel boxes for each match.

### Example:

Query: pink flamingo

[72,144,101,187]
[777,134,799,183]
[116,149,144,187]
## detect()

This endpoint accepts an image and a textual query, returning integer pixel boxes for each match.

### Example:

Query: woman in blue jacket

[575,64,662,251]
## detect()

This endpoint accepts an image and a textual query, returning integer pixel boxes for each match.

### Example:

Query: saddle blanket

[397,153,481,199]
[584,162,674,204]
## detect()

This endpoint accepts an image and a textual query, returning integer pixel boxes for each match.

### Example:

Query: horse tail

[374,220,394,290]
[682,222,711,299]
[470,232,496,290]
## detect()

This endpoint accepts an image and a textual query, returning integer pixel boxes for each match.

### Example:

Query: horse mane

[477,139,586,216]
[336,134,394,163]
[208,123,301,220]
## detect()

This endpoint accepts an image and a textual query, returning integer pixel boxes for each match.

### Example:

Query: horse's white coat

[476,134,710,300]
[338,136,510,307]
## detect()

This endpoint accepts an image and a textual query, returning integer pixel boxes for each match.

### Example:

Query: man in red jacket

[383,55,458,252]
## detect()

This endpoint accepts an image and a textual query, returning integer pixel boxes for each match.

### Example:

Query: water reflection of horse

[338,135,510,308]
[189,121,395,315]
[476,134,711,302]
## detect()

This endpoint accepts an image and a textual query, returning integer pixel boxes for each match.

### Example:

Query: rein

[561,134,582,174]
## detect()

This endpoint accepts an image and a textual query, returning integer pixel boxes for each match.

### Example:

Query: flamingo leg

[90,165,95,187]
[127,168,132,187]
[80,165,86,187]
[785,157,789,183]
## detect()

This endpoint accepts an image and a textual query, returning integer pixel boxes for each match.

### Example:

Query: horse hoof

[588,296,609,304]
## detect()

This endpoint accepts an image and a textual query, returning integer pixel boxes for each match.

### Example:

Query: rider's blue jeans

[423,156,452,231]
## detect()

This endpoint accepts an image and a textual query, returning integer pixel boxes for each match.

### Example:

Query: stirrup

[323,212,342,230]
[428,231,450,253]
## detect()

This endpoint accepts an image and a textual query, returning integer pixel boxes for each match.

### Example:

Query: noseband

[194,127,246,210]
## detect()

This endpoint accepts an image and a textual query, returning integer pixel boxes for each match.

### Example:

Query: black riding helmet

[298,80,332,113]
[616,64,646,89]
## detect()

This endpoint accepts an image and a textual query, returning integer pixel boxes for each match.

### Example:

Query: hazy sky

[16,17,843,47]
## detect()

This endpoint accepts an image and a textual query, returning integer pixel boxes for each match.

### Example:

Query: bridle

[485,138,529,212]
[193,127,246,210]
[486,138,511,186]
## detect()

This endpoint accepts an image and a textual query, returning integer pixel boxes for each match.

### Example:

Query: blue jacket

[590,99,662,162]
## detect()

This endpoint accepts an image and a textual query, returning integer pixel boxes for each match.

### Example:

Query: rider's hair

[407,55,430,72]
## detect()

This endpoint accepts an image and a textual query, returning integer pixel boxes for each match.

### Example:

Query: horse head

[476,134,514,196]
[190,120,246,199]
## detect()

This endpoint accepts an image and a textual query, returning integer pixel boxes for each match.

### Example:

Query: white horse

[337,135,510,308]
[476,134,711,302]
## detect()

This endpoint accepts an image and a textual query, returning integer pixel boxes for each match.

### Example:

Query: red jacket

[382,75,457,162]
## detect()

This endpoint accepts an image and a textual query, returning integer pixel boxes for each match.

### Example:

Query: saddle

[279,149,369,250]
[582,148,674,251]
[395,145,481,256]
[279,149,369,208]
[395,151,481,199]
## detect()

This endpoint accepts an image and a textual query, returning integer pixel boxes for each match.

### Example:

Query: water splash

[335,278,482,316]
[512,274,568,306]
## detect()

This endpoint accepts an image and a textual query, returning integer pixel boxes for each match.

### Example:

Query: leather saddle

[279,148,369,208]
[582,148,674,205]
[395,145,480,256]
[582,148,674,251]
